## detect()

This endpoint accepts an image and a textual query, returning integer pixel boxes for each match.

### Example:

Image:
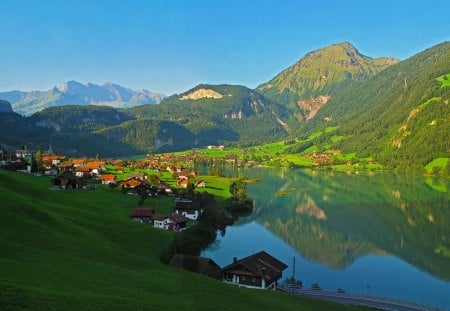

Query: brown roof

[129,173,145,180]
[152,214,170,221]
[175,199,201,211]
[130,208,154,218]
[74,166,91,173]
[58,162,74,168]
[221,251,287,283]
[170,214,188,224]
[119,178,142,188]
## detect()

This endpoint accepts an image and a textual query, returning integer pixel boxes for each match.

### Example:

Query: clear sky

[0,0,448,95]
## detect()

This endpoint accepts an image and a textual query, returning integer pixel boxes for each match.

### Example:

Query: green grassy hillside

[308,42,450,172]
[0,170,359,310]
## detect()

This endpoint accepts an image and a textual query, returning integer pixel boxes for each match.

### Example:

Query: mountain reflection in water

[205,168,450,308]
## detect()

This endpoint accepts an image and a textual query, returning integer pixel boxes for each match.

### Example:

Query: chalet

[41,155,63,168]
[85,161,105,176]
[58,161,74,171]
[119,178,143,188]
[177,169,198,178]
[153,215,171,229]
[111,159,123,166]
[0,151,17,165]
[130,208,154,224]
[71,158,86,167]
[195,180,206,188]
[168,214,188,231]
[169,254,222,279]
[221,251,287,290]
[157,182,173,194]
[52,171,78,189]
[174,199,203,220]
[74,166,91,177]
[176,176,189,188]
[15,149,32,159]
[153,214,188,231]
[167,164,183,173]
[100,174,117,185]
[129,173,145,181]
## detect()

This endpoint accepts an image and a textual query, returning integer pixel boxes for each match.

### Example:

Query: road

[277,285,441,311]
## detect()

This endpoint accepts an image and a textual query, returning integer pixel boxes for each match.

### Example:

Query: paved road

[277,285,441,311]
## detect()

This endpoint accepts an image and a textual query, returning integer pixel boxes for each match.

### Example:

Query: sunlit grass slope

[0,170,361,310]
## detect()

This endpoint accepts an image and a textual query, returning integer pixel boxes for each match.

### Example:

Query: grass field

[0,170,362,310]
[436,73,450,88]
[425,158,449,175]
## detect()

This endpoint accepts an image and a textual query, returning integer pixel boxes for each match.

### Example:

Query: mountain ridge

[257,42,399,122]
[0,81,165,116]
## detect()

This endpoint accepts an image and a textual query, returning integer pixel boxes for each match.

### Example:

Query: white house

[153,215,172,229]
[174,199,203,220]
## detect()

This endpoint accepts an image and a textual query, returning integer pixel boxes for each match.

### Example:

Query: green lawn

[0,170,362,310]
[425,158,449,174]
[436,73,450,88]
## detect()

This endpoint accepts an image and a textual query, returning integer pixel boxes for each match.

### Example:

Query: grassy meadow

[0,169,362,310]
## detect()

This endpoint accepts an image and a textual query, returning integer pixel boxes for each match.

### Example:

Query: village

[0,145,293,290]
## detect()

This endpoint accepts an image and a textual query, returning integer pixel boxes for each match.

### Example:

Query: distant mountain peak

[0,80,166,115]
[58,80,85,93]
[257,42,399,119]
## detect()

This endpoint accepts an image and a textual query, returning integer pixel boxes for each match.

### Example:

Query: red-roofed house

[100,174,117,185]
[74,166,91,177]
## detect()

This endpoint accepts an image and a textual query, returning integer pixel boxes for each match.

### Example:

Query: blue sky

[0,0,448,95]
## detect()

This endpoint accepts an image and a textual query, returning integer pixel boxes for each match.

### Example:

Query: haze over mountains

[0,81,165,116]
[0,41,448,172]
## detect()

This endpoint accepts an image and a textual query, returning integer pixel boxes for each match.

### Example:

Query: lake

[204,168,450,309]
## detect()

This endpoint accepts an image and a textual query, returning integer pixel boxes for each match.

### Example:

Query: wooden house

[52,171,78,189]
[130,208,154,224]
[129,173,145,181]
[176,176,189,188]
[195,180,206,188]
[100,174,117,185]
[168,214,188,231]
[153,214,188,231]
[221,251,287,290]
[74,166,91,177]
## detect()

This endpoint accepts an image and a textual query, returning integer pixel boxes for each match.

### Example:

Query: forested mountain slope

[127,84,290,146]
[308,42,450,172]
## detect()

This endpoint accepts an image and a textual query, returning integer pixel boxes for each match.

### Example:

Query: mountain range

[0,41,448,171]
[0,81,165,116]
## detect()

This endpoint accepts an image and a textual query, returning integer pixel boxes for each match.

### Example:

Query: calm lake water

[204,168,450,309]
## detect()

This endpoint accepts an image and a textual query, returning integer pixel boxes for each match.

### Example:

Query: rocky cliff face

[180,88,227,100]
